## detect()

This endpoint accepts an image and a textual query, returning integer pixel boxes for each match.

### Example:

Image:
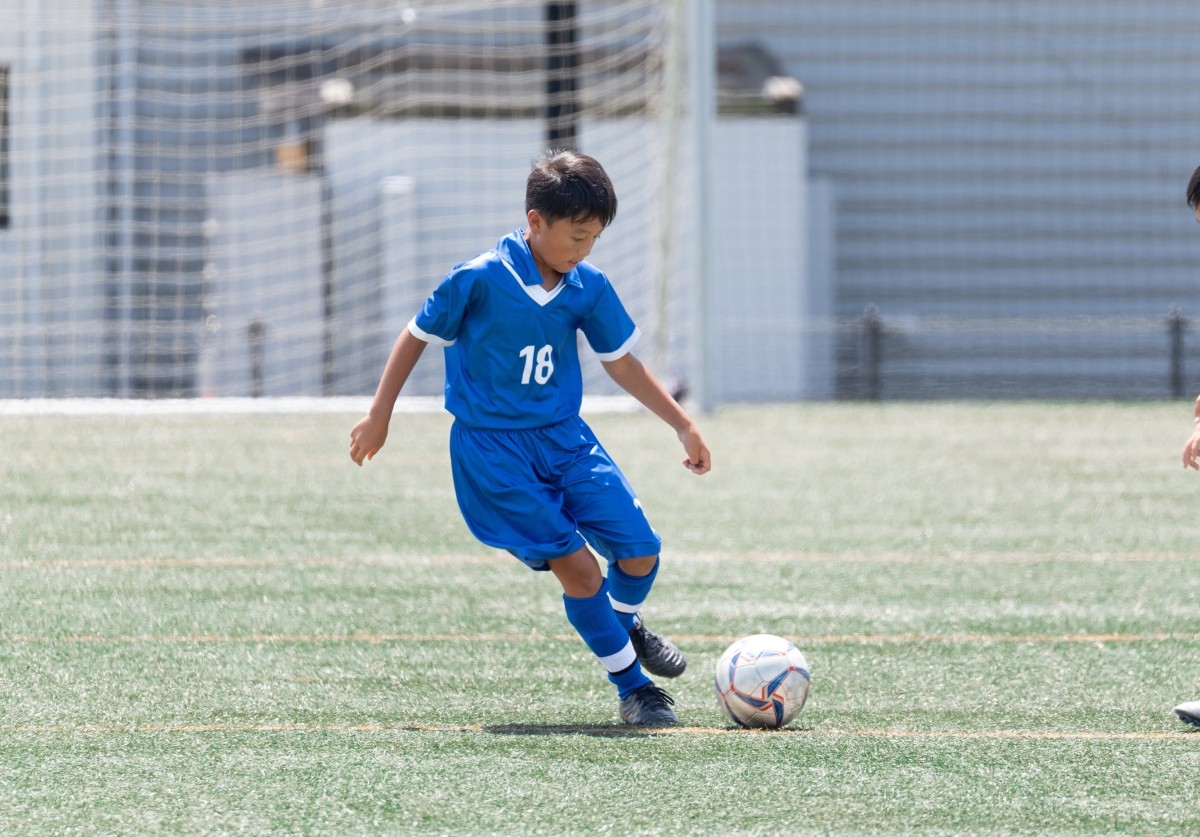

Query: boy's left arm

[601,353,711,475]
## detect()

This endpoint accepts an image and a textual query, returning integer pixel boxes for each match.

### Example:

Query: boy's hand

[350,414,388,466]
[1184,427,1200,470]
[1185,395,1200,470]
[677,426,711,475]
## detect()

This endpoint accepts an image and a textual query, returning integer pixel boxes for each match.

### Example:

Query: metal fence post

[863,304,882,401]
[1169,305,1186,399]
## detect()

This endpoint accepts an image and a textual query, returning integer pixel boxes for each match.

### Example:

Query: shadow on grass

[483,722,813,738]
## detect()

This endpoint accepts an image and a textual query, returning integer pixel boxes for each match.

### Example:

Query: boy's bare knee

[616,555,658,578]
[550,547,604,598]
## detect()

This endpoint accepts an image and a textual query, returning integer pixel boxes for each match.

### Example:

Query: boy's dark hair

[1188,165,1200,209]
[526,150,618,228]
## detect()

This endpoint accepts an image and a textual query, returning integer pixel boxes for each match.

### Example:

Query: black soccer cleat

[619,682,678,726]
[1174,701,1200,727]
[629,614,687,678]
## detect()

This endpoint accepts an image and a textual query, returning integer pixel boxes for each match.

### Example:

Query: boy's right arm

[349,328,428,466]
[1184,394,1200,470]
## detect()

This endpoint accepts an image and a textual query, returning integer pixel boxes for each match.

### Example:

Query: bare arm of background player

[1182,394,1200,470]
[350,328,428,466]
[601,352,711,475]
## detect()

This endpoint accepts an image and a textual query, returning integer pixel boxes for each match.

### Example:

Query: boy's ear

[526,209,544,231]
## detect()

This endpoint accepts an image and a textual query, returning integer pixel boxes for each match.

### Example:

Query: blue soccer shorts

[448,415,662,571]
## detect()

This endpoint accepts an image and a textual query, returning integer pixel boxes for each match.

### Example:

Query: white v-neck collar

[500,258,566,307]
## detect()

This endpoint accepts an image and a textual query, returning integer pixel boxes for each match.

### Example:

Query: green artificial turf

[2,403,1199,834]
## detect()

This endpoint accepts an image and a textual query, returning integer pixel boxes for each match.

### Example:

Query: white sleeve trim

[407,317,455,347]
[593,327,641,362]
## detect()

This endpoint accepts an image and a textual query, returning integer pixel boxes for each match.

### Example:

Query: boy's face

[525,210,604,279]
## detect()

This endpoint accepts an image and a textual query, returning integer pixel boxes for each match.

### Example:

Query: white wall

[711,118,833,400]
[202,173,326,397]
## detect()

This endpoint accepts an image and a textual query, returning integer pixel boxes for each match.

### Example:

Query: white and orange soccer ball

[714,634,810,729]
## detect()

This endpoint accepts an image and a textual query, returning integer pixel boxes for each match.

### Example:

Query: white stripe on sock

[608,594,643,614]
[598,641,637,673]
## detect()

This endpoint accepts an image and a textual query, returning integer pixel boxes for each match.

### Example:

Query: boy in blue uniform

[350,150,711,726]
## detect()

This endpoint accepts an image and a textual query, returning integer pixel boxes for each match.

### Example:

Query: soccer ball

[714,634,810,729]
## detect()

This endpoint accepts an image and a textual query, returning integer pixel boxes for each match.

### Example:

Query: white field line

[0,554,513,570]
[0,395,640,417]
[0,721,1187,741]
[2,631,1199,645]
[3,551,1197,571]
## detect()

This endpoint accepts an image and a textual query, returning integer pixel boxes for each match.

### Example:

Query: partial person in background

[1174,164,1200,726]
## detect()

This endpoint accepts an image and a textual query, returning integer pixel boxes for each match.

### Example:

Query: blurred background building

[2,2,1198,401]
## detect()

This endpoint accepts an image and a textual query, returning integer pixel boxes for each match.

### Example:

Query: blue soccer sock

[606,558,659,634]
[562,580,652,699]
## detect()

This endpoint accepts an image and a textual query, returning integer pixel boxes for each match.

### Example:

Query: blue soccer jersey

[409,229,640,429]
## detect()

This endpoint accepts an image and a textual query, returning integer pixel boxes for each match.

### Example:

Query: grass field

[3,402,1200,834]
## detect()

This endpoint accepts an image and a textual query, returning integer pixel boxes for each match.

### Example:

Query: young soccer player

[1176,164,1200,727]
[349,150,711,726]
